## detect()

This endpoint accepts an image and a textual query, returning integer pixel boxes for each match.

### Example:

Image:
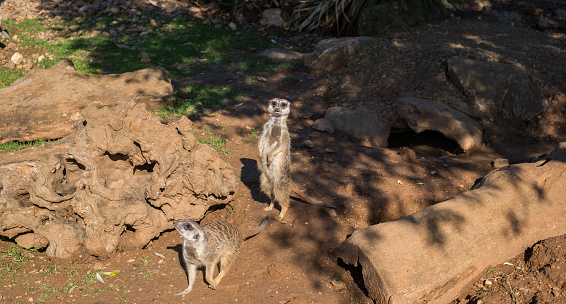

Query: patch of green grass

[198,136,231,155]
[42,264,59,277]
[35,292,50,303]
[141,270,151,279]
[74,270,102,287]
[66,268,79,278]
[0,140,50,152]
[0,69,26,89]
[140,256,152,266]
[0,14,302,116]
[0,245,34,265]
[199,136,226,148]
[248,129,260,140]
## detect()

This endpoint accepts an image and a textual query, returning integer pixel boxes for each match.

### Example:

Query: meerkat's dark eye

[271,100,277,107]
[185,224,193,230]
[280,102,287,108]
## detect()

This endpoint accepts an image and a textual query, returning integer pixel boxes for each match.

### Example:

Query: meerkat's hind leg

[263,195,275,212]
[274,190,290,222]
[261,175,275,211]
[275,202,289,222]
[204,261,219,289]
[177,264,197,296]
[211,255,235,289]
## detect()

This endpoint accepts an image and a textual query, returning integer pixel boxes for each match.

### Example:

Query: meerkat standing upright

[258,98,335,221]
[173,217,268,296]
[258,98,293,221]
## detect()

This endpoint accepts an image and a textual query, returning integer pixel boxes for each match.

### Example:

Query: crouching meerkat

[258,98,335,221]
[173,217,269,296]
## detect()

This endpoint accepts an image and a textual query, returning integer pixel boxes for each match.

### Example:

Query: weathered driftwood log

[0,100,238,258]
[331,143,566,304]
[0,59,172,145]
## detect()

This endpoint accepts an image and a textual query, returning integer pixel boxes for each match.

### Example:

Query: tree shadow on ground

[3,0,566,302]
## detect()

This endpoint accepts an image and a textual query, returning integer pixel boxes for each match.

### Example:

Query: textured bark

[0,100,238,258]
[331,143,566,304]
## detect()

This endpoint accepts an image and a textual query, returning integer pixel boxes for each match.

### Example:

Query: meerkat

[258,98,335,221]
[173,217,269,296]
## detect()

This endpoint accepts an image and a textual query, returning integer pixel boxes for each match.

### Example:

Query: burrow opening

[388,129,463,155]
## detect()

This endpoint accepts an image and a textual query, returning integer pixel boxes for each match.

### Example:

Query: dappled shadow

[2,0,566,302]
[239,157,271,209]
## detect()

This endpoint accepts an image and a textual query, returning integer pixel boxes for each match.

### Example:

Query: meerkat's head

[267,98,291,117]
[174,219,204,243]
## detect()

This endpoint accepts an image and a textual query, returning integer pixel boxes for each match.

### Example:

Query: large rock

[304,37,375,74]
[332,143,566,304]
[396,97,484,151]
[0,100,238,258]
[324,106,390,147]
[447,56,545,121]
[0,59,172,145]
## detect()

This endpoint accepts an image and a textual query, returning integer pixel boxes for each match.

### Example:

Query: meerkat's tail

[243,216,270,241]
[291,186,336,209]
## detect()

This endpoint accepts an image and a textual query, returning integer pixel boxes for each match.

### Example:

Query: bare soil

[1,0,566,303]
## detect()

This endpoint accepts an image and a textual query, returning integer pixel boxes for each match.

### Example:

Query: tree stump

[0,100,238,258]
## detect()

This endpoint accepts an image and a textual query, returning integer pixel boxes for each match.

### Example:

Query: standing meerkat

[258,98,335,221]
[173,217,269,296]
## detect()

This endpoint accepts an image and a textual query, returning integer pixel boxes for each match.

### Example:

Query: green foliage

[375,0,455,11]
[289,0,454,36]
[140,256,152,266]
[0,140,50,152]
[0,16,301,117]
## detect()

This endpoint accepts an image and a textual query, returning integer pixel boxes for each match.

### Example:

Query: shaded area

[0,0,565,303]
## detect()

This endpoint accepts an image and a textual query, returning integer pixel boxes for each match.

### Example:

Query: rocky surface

[303,37,375,74]
[447,56,545,121]
[0,0,565,303]
[324,106,391,147]
[396,97,484,151]
[0,100,238,258]
[332,143,566,304]
[0,59,172,145]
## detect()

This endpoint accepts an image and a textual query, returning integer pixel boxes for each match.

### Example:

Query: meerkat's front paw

[176,288,192,296]
[263,205,274,212]
[208,283,217,290]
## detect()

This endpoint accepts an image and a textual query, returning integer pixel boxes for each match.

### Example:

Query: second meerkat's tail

[243,216,270,241]
[291,187,336,209]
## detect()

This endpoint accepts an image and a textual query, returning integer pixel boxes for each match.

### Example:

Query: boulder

[0,100,238,258]
[324,106,390,147]
[312,118,335,133]
[332,143,566,304]
[260,8,288,28]
[0,59,172,145]
[396,97,484,151]
[304,37,375,74]
[447,56,545,121]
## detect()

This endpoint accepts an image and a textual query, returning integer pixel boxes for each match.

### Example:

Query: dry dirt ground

[1,0,566,303]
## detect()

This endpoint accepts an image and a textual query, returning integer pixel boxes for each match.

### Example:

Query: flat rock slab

[396,97,484,151]
[332,143,566,304]
[0,59,172,145]
[304,37,375,74]
[324,106,390,147]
